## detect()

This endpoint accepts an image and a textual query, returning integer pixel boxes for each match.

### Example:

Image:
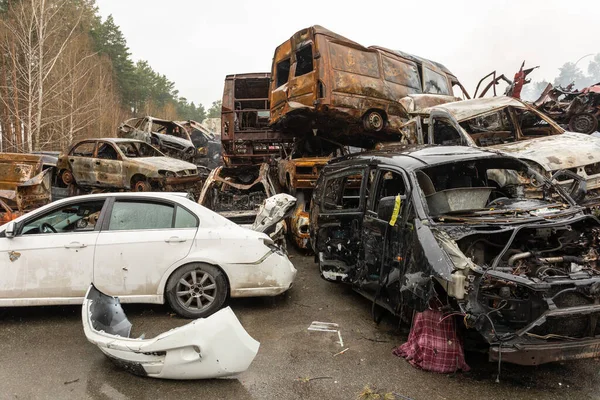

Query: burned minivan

[269,26,466,147]
[310,145,600,365]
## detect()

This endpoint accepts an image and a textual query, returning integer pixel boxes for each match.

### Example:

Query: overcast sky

[96,0,600,109]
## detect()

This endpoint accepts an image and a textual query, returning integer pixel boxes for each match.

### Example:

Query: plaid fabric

[393,309,470,373]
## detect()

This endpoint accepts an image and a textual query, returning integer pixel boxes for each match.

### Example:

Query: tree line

[0,0,220,153]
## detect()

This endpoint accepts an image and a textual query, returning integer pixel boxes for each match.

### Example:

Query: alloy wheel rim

[175,269,217,312]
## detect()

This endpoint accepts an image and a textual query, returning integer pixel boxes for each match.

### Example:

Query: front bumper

[82,285,259,379]
[489,337,600,366]
[151,175,202,189]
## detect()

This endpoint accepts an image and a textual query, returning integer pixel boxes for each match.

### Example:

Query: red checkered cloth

[393,309,470,373]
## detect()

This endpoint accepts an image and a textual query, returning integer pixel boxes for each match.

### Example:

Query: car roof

[422,96,528,121]
[328,145,505,171]
[77,138,146,144]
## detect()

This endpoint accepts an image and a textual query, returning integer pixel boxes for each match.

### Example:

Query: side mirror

[377,196,399,222]
[5,221,16,238]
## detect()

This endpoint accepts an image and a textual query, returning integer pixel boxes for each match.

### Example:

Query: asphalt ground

[2,248,600,400]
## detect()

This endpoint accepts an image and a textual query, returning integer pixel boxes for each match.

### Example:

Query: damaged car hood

[133,157,197,171]
[251,193,296,234]
[82,285,259,379]
[490,132,600,172]
[153,132,194,149]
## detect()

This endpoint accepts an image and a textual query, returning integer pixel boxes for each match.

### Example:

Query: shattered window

[295,45,313,77]
[432,119,465,146]
[97,143,119,160]
[276,59,291,87]
[459,109,516,146]
[322,170,364,211]
[382,56,421,93]
[70,142,96,157]
[423,68,450,95]
[513,109,558,136]
[21,200,105,235]
[108,201,174,231]
[372,170,406,212]
[175,206,198,228]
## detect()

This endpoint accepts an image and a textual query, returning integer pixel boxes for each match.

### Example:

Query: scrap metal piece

[82,285,260,380]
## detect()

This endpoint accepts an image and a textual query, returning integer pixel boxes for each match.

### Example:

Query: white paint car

[0,192,297,318]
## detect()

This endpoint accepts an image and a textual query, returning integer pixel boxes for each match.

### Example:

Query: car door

[361,168,409,283]
[428,110,473,146]
[95,141,125,188]
[68,141,97,185]
[312,165,368,282]
[93,197,198,298]
[287,42,317,108]
[0,198,107,301]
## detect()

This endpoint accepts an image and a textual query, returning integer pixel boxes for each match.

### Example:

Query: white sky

[96,0,600,109]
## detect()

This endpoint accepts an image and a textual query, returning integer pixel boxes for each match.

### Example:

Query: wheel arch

[158,257,232,299]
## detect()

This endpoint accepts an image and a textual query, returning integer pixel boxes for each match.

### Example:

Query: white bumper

[82,285,259,379]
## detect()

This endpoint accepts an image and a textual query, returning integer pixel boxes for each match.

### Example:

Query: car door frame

[361,165,412,285]
[94,140,126,188]
[0,196,111,304]
[312,164,369,282]
[92,195,198,302]
[68,140,98,185]
[427,109,476,146]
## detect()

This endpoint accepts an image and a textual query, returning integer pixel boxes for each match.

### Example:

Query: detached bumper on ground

[82,285,259,379]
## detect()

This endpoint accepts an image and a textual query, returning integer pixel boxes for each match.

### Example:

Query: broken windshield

[415,157,572,222]
[459,106,561,147]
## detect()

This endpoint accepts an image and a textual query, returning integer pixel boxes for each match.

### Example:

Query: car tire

[363,110,385,132]
[165,263,228,319]
[61,170,75,187]
[132,179,151,192]
[569,113,598,134]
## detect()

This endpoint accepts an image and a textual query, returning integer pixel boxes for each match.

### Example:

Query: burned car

[119,116,197,162]
[405,96,600,206]
[0,152,55,221]
[198,163,277,225]
[534,83,600,134]
[56,138,201,192]
[311,145,600,365]
[278,136,348,249]
[177,119,222,168]
[269,25,466,147]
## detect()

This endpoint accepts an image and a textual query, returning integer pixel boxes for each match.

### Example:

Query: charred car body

[119,116,198,163]
[278,136,348,249]
[269,25,467,148]
[177,119,222,168]
[397,96,600,206]
[311,145,600,365]
[534,83,600,134]
[57,138,201,193]
[0,153,56,222]
[221,73,294,165]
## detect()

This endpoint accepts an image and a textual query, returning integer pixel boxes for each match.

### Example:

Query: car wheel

[61,170,75,186]
[363,110,385,132]
[133,179,151,192]
[165,263,227,318]
[569,113,598,134]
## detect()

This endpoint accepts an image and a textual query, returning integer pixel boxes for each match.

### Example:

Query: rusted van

[221,73,294,165]
[269,26,468,147]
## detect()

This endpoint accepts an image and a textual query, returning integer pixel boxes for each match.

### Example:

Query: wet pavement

[2,249,600,400]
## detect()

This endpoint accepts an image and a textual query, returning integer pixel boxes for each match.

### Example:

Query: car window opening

[276,59,291,87]
[295,45,313,77]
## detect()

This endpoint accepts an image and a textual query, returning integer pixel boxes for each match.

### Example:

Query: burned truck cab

[311,145,600,365]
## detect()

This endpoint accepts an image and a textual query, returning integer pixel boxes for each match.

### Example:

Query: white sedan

[0,192,297,318]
